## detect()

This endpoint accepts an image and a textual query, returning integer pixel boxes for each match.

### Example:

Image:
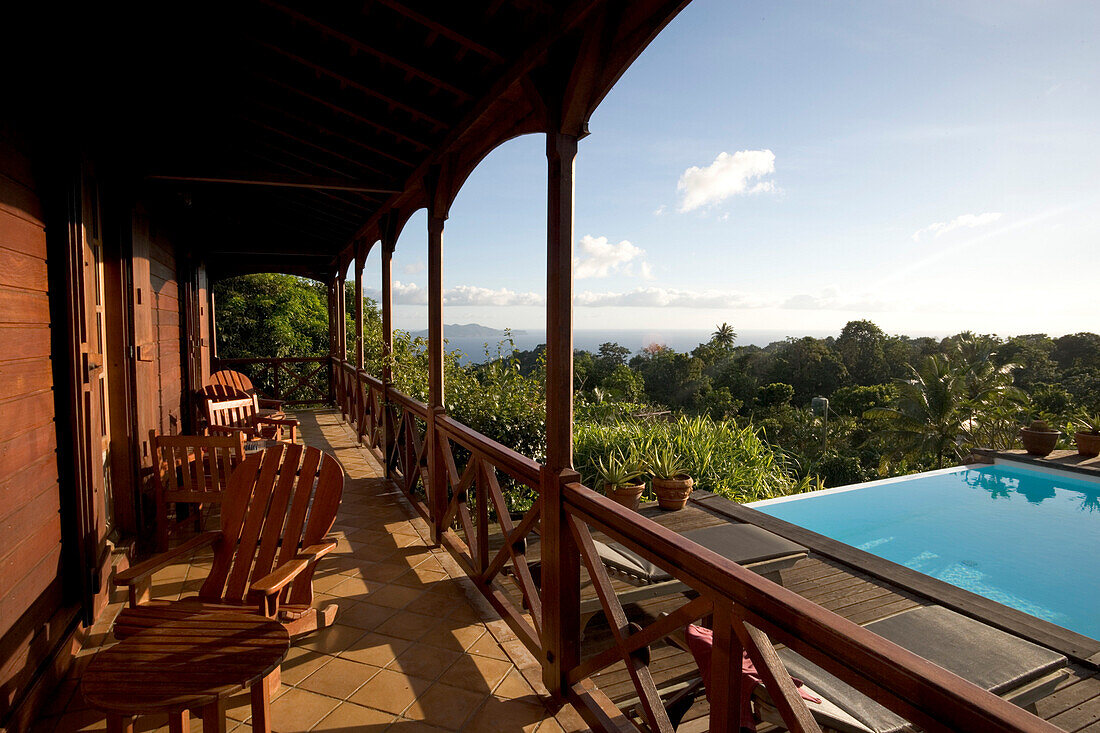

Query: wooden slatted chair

[112,444,344,638]
[205,395,299,443]
[209,368,284,412]
[153,433,245,551]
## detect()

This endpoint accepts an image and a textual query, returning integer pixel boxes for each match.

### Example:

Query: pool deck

[987,449,1100,481]
[564,492,1100,732]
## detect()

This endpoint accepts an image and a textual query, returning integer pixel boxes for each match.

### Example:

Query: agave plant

[1075,412,1100,435]
[645,444,687,480]
[594,448,645,490]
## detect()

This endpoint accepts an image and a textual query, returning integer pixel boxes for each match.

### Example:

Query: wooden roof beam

[147,173,401,194]
[238,150,388,211]
[244,98,417,168]
[258,0,475,101]
[255,41,449,128]
[236,115,400,180]
[373,0,507,64]
[250,72,432,151]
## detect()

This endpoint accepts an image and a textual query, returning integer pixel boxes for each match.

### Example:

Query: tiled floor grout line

[313,413,582,732]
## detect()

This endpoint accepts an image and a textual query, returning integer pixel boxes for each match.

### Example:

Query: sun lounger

[749,606,1068,733]
[581,523,807,631]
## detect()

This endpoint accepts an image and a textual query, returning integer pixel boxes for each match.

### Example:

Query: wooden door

[76,165,113,593]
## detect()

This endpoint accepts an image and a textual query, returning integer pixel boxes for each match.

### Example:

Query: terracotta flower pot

[605,481,646,511]
[652,474,694,511]
[1075,431,1100,458]
[1020,428,1060,457]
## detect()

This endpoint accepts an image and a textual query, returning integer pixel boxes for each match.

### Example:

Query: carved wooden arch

[334,0,692,264]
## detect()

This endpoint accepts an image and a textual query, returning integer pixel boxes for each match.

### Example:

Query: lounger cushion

[778,648,911,733]
[594,541,673,584]
[777,606,1068,733]
[864,606,1067,696]
[594,523,806,585]
[680,523,807,565]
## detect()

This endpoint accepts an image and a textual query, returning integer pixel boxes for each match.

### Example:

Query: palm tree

[864,354,970,469]
[711,322,736,347]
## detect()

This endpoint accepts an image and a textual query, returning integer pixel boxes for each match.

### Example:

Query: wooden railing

[213,356,330,406]
[331,359,1061,733]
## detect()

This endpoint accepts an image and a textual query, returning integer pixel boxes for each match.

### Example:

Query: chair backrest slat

[206,396,257,435]
[289,455,344,605]
[198,445,343,607]
[154,434,245,500]
[201,451,264,600]
[210,369,255,395]
[221,446,286,601]
[249,444,304,590]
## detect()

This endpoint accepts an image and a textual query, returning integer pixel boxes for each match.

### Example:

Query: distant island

[412,323,527,338]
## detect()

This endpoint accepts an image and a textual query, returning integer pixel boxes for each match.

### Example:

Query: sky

[355,0,1100,340]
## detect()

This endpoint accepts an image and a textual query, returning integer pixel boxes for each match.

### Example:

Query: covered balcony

[2,3,1097,733]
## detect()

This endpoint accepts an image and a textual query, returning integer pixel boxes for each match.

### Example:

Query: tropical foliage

[215,274,1100,508]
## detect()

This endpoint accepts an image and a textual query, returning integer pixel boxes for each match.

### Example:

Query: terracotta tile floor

[31,409,588,733]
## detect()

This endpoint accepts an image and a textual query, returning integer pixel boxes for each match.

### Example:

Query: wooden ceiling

[38,0,691,280]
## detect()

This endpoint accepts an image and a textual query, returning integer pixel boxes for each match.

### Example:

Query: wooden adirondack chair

[153,433,245,551]
[209,369,284,411]
[113,444,344,638]
[205,395,299,443]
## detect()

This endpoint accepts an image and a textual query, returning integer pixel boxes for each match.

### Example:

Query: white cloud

[368,282,542,307]
[653,205,667,216]
[444,286,544,307]
[402,259,425,275]
[781,289,889,312]
[912,212,1003,241]
[392,280,427,305]
[577,287,755,309]
[677,149,777,212]
[574,235,649,279]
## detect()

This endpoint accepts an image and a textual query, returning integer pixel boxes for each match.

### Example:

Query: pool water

[751,463,1100,640]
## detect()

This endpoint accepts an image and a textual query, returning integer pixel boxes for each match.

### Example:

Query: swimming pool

[750,462,1100,640]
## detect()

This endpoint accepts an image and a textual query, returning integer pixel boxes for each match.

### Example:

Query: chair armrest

[113,532,219,607]
[247,539,338,616]
[258,397,284,410]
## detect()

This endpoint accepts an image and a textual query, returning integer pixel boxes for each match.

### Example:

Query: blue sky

[358,0,1100,339]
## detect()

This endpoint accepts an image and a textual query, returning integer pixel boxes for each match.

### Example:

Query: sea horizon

[426,327,949,365]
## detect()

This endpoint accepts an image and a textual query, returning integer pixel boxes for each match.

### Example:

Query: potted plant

[1020,419,1060,457]
[595,449,647,510]
[1074,413,1100,458]
[646,445,694,511]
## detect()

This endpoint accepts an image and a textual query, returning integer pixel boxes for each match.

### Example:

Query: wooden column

[354,244,367,442]
[426,205,448,544]
[326,276,337,405]
[541,130,581,697]
[209,289,218,361]
[381,220,397,477]
[336,273,347,363]
[354,244,365,371]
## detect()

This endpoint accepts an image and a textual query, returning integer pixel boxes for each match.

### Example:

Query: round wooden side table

[83,613,290,733]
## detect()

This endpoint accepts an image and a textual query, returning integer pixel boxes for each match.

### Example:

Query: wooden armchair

[113,444,344,638]
[205,395,299,443]
[153,433,245,551]
[209,368,284,412]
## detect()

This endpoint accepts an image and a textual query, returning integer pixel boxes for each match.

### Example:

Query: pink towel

[685,624,821,732]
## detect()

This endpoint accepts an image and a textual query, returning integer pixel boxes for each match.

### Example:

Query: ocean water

[752,464,1100,640]
[438,329,828,365]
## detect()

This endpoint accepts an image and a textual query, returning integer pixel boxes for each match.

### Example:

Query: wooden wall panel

[0,127,68,727]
